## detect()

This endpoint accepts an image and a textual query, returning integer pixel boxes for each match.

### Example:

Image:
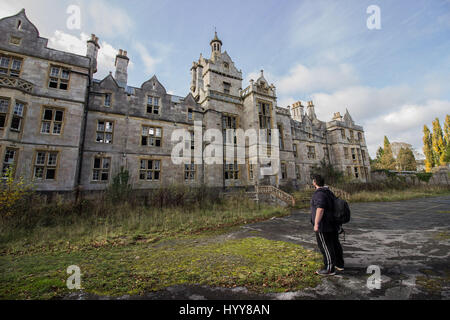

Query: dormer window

[223,62,229,69]
[17,20,22,30]
[147,96,160,115]
[104,93,112,107]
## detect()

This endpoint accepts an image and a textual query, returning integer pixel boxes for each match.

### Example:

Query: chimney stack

[86,34,100,74]
[307,100,316,119]
[115,49,129,87]
[291,100,304,122]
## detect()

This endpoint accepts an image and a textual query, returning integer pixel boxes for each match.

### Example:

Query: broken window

[0,98,9,128]
[184,161,195,180]
[147,96,160,115]
[96,120,113,143]
[10,101,25,131]
[48,65,70,90]
[139,159,161,181]
[92,157,110,181]
[224,162,239,180]
[33,151,58,180]
[2,148,17,178]
[104,93,112,107]
[141,126,162,147]
[41,107,64,135]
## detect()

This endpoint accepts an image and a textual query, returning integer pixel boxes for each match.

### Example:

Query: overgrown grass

[292,184,450,207]
[0,236,322,299]
[0,187,326,299]
[0,193,288,255]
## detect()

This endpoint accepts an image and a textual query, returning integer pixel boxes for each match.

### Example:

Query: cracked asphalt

[65,196,450,300]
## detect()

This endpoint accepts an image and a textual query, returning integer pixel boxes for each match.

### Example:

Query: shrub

[416,172,432,182]
[0,166,34,220]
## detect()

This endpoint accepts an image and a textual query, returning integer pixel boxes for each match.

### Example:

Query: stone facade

[0,10,370,195]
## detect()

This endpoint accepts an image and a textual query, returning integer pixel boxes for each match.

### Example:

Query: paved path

[66,196,450,300]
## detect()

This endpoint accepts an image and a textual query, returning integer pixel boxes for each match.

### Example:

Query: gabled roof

[141,75,167,94]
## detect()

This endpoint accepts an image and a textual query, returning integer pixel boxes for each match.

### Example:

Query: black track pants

[315,231,344,272]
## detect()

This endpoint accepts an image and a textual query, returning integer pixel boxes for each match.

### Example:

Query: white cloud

[276,63,358,94]
[85,0,134,37]
[134,42,160,75]
[48,30,124,80]
[340,95,449,158]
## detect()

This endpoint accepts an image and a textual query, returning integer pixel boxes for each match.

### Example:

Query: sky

[1,0,449,159]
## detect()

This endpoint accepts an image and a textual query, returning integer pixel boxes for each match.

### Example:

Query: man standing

[310,174,344,276]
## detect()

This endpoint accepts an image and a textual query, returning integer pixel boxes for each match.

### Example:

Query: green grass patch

[0,236,322,299]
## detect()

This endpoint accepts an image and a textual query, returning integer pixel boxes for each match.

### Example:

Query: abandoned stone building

[0,9,370,195]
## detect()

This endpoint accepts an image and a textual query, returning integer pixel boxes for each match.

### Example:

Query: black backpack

[330,192,351,225]
[321,189,351,225]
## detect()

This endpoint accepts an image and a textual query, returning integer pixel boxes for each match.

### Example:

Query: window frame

[0,97,10,129]
[277,124,284,150]
[91,156,111,183]
[2,147,18,179]
[224,161,239,180]
[139,158,161,181]
[184,161,196,181]
[307,145,316,160]
[141,125,163,147]
[10,100,26,132]
[146,95,161,115]
[222,113,238,145]
[95,120,114,144]
[32,150,60,181]
[39,106,65,136]
[187,108,194,121]
[103,92,112,108]
[0,53,23,77]
[281,161,287,180]
[47,64,71,91]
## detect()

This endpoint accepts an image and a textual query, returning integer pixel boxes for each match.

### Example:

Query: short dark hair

[312,174,325,187]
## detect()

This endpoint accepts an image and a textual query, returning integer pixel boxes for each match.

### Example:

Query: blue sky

[1,0,449,157]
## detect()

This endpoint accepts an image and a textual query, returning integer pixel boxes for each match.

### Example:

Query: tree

[423,125,434,172]
[432,118,445,166]
[379,136,396,170]
[443,115,450,163]
[396,147,416,171]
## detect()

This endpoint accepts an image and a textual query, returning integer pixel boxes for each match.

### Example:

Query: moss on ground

[0,236,322,299]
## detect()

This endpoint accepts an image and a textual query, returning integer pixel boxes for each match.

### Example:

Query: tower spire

[210,30,222,56]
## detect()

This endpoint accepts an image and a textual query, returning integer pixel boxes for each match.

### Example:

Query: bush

[0,166,34,221]
[416,172,432,182]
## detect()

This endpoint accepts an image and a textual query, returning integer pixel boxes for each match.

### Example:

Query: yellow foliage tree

[0,165,34,218]
[423,125,434,172]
